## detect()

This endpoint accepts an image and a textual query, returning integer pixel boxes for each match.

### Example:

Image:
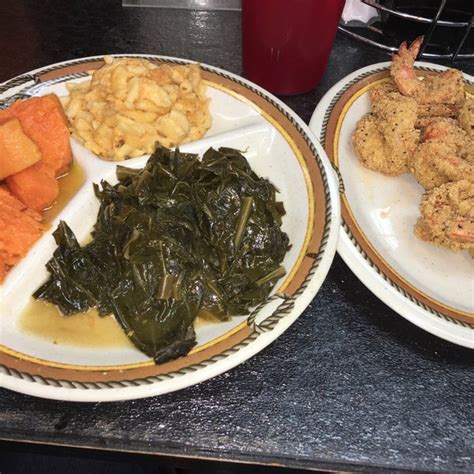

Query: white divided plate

[309,61,474,348]
[0,55,340,401]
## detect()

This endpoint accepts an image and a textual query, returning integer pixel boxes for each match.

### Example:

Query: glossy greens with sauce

[34,146,289,363]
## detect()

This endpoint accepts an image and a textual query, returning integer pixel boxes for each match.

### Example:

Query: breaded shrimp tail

[391,36,465,106]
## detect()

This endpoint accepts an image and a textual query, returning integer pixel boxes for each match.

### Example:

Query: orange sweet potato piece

[0,108,13,124]
[0,256,6,282]
[0,118,42,180]
[24,207,44,222]
[10,95,72,175]
[0,184,26,211]
[6,161,59,211]
[0,185,45,223]
[0,185,48,282]
[0,198,46,267]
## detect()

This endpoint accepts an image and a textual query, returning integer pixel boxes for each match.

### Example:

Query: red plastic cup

[242,0,346,95]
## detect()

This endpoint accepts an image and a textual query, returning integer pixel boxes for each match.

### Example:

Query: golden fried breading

[415,180,474,253]
[372,92,418,129]
[412,141,474,189]
[369,79,459,129]
[353,114,400,174]
[369,80,398,105]
[414,103,459,129]
[412,118,474,189]
[353,93,419,176]
[423,118,474,163]
[458,97,474,139]
[416,69,466,106]
[418,103,459,119]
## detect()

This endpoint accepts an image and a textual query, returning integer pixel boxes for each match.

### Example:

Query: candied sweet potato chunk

[9,95,72,175]
[0,187,47,281]
[7,161,59,211]
[0,118,42,180]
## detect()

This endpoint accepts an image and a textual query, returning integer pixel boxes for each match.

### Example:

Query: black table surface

[1,1,473,472]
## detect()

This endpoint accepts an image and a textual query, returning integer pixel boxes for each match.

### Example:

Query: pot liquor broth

[19,299,133,348]
[20,300,221,349]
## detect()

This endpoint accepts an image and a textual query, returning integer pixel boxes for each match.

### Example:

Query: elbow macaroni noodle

[61,57,211,161]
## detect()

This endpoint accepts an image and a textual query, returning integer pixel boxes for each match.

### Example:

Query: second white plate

[309,61,474,348]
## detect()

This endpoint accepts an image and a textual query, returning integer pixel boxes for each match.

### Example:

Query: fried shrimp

[458,97,474,139]
[415,180,474,254]
[391,37,465,106]
[412,119,474,190]
[353,92,419,175]
[354,36,473,256]
[412,142,474,190]
[370,79,459,128]
[422,118,474,159]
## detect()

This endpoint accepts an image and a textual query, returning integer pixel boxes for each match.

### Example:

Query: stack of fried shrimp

[352,37,474,256]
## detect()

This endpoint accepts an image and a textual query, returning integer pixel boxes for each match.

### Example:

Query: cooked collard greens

[34,146,289,363]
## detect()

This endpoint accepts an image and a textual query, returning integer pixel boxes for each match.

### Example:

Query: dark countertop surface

[1,1,473,472]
